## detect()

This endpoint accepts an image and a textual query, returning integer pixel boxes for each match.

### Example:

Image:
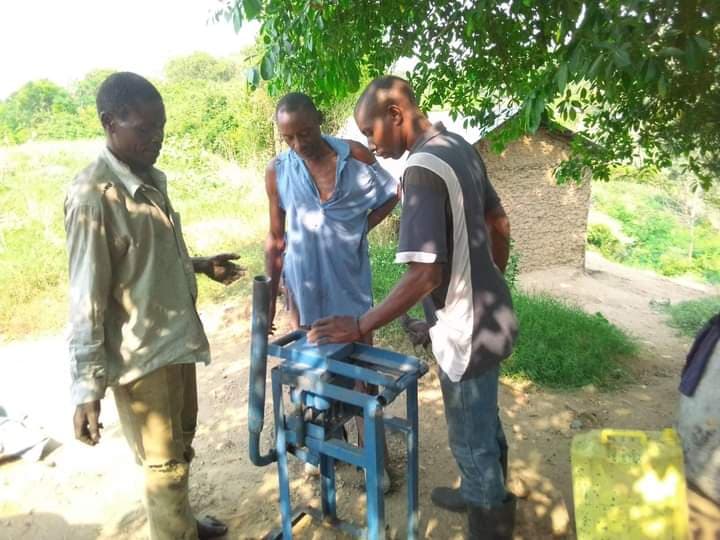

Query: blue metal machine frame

[247,276,428,539]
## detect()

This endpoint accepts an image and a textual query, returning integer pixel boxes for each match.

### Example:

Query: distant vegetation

[0,51,361,168]
[589,165,720,284]
[0,53,277,167]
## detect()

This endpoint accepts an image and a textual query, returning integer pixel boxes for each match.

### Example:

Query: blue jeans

[439,365,508,508]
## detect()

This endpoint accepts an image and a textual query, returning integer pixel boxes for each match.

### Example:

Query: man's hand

[73,400,103,446]
[195,253,246,285]
[308,316,362,345]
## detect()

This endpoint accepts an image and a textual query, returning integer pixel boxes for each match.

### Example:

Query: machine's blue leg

[272,371,294,539]
[364,401,386,540]
[406,381,419,540]
[319,453,337,520]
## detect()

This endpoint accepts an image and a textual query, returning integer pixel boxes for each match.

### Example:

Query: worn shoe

[432,446,510,514]
[197,515,228,539]
[467,493,517,540]
[430,486,466,513]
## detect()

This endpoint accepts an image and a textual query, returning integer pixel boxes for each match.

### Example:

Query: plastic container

[571,428,689,539]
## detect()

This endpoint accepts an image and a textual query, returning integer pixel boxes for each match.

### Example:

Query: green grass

[661,296,720,337]
[502,293,638,388]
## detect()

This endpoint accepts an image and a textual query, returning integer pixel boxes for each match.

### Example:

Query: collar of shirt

[287,135,350,166]
[101,146,168,199]
[409,122,446,154]
[287,135,351,201]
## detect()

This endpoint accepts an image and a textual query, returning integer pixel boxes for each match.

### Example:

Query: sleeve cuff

[395,251,439,264]
[71,374,107,406]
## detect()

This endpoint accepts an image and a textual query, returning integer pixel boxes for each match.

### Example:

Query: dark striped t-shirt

[395,124,518,381]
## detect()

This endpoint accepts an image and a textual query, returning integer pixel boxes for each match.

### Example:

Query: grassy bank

[589,180,720,284]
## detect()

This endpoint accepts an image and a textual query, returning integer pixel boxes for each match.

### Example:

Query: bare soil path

[1,252,716,539]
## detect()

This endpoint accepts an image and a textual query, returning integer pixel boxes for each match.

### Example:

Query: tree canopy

[216,0,719,187]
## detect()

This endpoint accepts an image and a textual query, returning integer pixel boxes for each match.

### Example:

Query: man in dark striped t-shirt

[309,76,518,539]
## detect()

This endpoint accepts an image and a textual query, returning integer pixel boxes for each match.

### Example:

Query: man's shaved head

[355,76,418,120]
[354,75,430,159]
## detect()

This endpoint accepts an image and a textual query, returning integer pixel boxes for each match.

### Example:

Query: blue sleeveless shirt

[275,136,398,326]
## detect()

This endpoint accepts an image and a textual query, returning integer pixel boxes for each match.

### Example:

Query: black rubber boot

[467,494,517,540]
[430,486,466,513]
[431,448,509,514]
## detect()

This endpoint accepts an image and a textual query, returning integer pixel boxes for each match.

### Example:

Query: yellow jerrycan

[571,428,689,539]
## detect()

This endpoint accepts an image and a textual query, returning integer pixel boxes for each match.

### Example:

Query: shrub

[165,52,238,83]
[587,223,625,260]
[661,297,720,337]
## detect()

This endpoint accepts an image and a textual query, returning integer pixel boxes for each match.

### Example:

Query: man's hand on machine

[308,316,363,344]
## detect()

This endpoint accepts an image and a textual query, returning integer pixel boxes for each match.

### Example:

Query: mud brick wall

[475,128,591,272]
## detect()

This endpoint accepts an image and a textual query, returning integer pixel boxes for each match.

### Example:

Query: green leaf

[658,73,667,96]
[658,47,684,58]
[529,94,545,132]
[245,67,260,89]
[556,63,568,92]
[465,18,475,38]
[243,0,262,20]
[644,61,657,82]
[569,44,583,73]
[260,52,275,80]
[612,48,630,68]
[693,36,711,52]
[685,38,702,71]
[232,7,243,33]
[588,54,603,77]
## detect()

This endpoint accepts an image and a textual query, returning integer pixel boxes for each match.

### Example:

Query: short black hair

[96,72,163,119]
[275,92,323,123]
[356,75,418,118]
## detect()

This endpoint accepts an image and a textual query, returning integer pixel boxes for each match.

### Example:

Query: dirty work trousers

[439,365,508,508]
[113,363,199,540]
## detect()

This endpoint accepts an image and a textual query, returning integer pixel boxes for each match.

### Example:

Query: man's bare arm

[264,159,286,332]
[485,205,510,273]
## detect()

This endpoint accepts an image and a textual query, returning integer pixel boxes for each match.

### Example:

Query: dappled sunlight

[572,429,689,539]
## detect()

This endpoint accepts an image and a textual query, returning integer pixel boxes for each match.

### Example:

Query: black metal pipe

[248,275,277,466]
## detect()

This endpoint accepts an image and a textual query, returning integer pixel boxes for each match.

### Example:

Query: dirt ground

[1,251,718,540]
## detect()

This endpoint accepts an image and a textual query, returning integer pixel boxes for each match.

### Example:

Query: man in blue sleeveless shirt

[264,93,399,332]
[265,93,399,490]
